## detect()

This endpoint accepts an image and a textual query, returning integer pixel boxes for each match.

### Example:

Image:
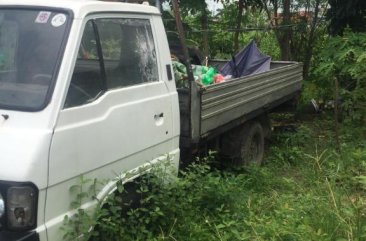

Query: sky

[162,0,223,14]
[206,0,223,14]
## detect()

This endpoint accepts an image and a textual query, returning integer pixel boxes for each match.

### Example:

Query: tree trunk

[234,0,245,53]
[155,0,163,12]
[201,6,209,57]
[281,0,291,61]
[263,0,287,60]
[303,0,321,78]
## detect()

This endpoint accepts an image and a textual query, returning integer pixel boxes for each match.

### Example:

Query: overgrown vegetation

[62,2,366,239]
[310,31,366,124]
[63,114,366,241]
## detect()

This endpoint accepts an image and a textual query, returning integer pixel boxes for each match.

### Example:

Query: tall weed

[63,118,366,241]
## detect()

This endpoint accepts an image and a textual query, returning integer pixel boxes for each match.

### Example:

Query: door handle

[154,112,164,126]
[154,113,164,119]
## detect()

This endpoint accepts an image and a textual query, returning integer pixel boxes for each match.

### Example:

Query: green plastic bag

[201,67,216,85]
[172,61,189,88]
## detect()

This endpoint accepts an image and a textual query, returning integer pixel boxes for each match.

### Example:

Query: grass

[65,114,366,241]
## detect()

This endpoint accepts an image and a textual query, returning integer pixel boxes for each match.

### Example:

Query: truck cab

[0,1,180,240]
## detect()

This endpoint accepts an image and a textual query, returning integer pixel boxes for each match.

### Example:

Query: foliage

[167,0,327,75]
[311,31,366,123]
[63,116,366,241]
[327,0,366,35]
[259,0,328,78]
[181,2,281,59]
[60,176,100,241]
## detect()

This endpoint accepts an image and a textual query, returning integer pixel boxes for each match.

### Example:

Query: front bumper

[0,230,39,241]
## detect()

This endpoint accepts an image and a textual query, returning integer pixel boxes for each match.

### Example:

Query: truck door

[45,15,175,238]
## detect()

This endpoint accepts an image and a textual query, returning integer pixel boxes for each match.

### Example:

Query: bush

[311,31,366,124]
[63,118,366,241]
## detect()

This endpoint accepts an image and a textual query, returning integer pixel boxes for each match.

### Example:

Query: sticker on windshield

[35,11,51,24]
[51,14,67,27]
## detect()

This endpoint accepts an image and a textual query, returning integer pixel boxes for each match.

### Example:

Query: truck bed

[178,61,303,147]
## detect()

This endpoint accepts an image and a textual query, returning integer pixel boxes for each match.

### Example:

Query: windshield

[0,9,70,111]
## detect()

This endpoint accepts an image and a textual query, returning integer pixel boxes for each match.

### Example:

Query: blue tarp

[220,40,271,78]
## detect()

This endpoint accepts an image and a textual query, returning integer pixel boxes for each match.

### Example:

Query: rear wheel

[238,122,264,165]
[221,121,265,166]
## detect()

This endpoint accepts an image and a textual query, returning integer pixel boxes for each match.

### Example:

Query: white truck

[0,1,302,240]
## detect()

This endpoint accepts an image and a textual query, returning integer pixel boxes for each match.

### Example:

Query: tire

[221,122,265,166]
[237,122,264,165]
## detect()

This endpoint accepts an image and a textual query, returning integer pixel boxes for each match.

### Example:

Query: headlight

[0,192,4,219]
[7,186,37,230]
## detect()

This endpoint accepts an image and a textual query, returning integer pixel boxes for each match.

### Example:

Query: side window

[0,20,18,83]
[97,20,121,61]
[0,21,17,73]
[64,18,159,108]
[96,18,158,89]
[64,21,104,108]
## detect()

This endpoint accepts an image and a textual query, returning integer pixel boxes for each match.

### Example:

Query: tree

[327,0,366,35]
[301,0,324,78]
[178,0,211,57]
[233,0,263,53]
[170,0,264,56]
[234,0,245,52]
[282,0,290,60]
[262,0,292,60]
[262,0,327,76]
[312,31,366,125]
